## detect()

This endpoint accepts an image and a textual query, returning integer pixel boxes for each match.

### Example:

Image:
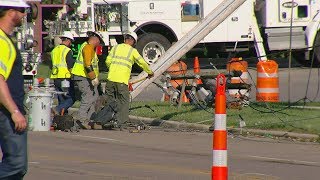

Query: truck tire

[312,31,320,65]
[136,33,171,64]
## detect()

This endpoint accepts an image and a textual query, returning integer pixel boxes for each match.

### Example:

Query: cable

[287,0,295,105]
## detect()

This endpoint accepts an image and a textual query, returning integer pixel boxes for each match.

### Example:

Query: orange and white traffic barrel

[226,57,248,84]
[227,57,249,102]
[212,74,227,180]
[256,60,279,102]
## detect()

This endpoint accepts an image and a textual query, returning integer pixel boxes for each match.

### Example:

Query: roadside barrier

[163,60,189,102]
[226,57,249,101]
[256,60,279,102]
[212,74,227,180]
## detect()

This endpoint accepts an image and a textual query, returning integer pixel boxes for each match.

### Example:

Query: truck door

[278,0,311,23]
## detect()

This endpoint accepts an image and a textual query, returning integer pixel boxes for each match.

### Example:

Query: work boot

[88,120,102,130]
[102,123,114,130]
[75,120,91,130]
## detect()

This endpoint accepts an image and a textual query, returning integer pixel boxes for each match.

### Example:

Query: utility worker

[105,32,154,129]
[51,31,76,115]
[0,1,29,179]
[72,31,101,129]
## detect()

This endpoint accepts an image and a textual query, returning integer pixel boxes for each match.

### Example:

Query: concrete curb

[228,128,319,141]
[129,115,319,141]
[129,115,210,131]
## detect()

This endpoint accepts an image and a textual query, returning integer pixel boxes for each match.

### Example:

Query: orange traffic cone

[193,57,202,84]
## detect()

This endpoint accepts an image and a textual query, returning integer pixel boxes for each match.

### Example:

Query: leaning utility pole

[130,0,247,99]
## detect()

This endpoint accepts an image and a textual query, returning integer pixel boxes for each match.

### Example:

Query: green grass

[129,101,320,134]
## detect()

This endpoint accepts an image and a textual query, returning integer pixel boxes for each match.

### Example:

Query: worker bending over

[105,31,154,129]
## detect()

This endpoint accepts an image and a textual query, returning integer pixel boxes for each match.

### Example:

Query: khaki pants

[105,80,129,125]
[74,76,99,120]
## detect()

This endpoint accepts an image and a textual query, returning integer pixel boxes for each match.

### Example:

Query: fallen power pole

[130,0,247,99]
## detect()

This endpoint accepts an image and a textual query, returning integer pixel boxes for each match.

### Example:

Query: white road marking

[72,135,122,142]
[248,155,319,165]
[29,161,40,164]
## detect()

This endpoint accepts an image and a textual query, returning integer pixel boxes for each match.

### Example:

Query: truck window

[181,1,200,22]
[297,5,308,18]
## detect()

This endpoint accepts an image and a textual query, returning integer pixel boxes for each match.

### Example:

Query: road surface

[25,129,320,180]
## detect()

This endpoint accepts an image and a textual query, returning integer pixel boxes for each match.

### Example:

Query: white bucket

[28,91,53,131]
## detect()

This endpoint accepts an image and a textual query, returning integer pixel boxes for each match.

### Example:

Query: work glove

[147,72,154,79]
[91,78,99,86]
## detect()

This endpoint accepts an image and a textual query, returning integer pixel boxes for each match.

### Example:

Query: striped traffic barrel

[226,57,248,84]
[212,74,227,180]
[256,60,279,102]
[227,58,249,101]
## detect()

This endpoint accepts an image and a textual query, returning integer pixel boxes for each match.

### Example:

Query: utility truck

[45,0,320,65]
[19,0,42,90]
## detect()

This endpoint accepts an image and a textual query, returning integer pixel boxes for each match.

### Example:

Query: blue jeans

[54,79,75,115]
[0,111,28,179]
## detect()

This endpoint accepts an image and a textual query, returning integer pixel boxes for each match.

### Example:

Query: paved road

[25,130,320,180]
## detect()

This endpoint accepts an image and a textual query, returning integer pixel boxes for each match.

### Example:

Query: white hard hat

[87,31,105,45]
[126,31,138,42]
[0,0,29,8]
[60,31,74,41]
[87,31,102,39]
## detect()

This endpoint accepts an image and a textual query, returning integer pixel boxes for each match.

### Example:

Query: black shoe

[102,123,114,130]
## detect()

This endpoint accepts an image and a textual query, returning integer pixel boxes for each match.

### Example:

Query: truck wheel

[312,31,320,65]
[136,33,171,64]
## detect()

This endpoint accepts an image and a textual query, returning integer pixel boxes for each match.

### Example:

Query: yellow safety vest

[106,43,152,85]
[71,42,99,78]
[0,29,16,80]
[50,45,71,79]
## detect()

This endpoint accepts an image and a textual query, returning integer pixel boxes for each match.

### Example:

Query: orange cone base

[196,79,203,85]
[212,166,228,180]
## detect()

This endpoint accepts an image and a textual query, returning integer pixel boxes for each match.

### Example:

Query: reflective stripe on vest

[50,45,71,79]
[107,44,139,84]
[71,42,99,78]
[109,45,134,69]
[0,30,16,80]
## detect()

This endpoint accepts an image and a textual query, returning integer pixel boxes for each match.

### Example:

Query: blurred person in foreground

[0,1,30,179]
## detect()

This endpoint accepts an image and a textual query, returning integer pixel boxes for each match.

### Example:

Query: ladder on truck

[130,0,253,99]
